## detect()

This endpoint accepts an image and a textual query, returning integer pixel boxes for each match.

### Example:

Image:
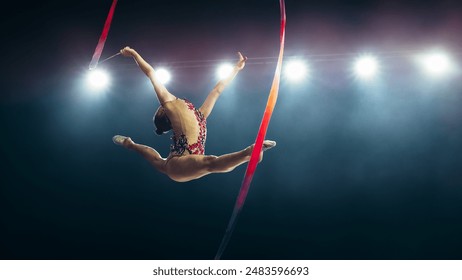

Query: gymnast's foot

[246,140,276,162]
[262,140,276,151]
[112,135,135,149]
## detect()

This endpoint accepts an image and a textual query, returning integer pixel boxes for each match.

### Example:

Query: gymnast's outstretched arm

[120,46,176,104]
[199,52,247,118]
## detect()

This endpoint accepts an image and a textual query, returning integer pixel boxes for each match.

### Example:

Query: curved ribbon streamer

[215,0,286,260]
[89,0,118,70]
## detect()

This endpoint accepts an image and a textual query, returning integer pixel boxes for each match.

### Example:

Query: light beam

[420,51,452,77]
[354,55,379,80]
[217,63,234,80]
[87,69,110,90]
[284,59,308,82]
[155,68,171,85]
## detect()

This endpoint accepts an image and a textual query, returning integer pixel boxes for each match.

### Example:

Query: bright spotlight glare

[156,68,171,84]
[354,55,379,80]
[87,69,110,90]
[285,60,308,82]
[421,52,452,76]
[217,63,234,79]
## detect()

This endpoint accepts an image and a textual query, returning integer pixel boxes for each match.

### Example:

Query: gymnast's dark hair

[153,106,172,135]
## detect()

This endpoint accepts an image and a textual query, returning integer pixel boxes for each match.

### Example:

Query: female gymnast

[113,47,276,182]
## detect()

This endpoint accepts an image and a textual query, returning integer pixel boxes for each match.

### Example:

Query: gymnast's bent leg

[113,135,167,174]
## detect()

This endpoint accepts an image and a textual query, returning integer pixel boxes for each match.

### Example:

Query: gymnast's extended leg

[165,141,276,182]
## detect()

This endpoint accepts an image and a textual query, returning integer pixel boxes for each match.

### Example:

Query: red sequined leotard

[161,98,207,156]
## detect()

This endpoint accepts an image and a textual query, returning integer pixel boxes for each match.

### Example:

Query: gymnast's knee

[203,155,220,172]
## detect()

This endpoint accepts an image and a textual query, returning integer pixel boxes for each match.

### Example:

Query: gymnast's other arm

[120,46,176,104]
[199,52,247,118]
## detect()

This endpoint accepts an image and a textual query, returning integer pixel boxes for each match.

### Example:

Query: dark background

[1,0,461,259]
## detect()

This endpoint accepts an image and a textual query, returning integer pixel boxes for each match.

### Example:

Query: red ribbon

[215,0,286,260]
[89,0,118,70]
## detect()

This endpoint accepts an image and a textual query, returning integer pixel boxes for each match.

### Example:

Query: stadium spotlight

[284,59,308,82]
[419,51,452,77]
[87,68,110,90]
[217,63,234,80]
[155,68,172,85]
[354,55,379,80]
